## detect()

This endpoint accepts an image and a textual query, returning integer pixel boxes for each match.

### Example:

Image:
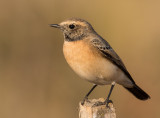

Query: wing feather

[91,38,135,84]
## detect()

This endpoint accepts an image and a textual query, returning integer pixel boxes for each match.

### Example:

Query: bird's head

[50,18,95,41]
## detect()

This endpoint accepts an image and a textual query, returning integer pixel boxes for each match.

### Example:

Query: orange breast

[63,40,133,86]
[63,40,116,84]
[63,40,100,79]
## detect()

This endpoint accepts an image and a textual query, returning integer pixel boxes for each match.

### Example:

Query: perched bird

[50,18,150,106]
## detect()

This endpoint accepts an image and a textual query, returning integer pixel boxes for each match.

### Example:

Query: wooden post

[79,98,116,118]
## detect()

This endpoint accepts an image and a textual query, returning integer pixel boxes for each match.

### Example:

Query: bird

[50,18,150,106]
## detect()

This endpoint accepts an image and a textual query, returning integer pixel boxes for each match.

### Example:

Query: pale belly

[63,40,132,86]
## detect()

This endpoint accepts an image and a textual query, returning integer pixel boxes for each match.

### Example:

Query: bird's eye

[69,24,75,29]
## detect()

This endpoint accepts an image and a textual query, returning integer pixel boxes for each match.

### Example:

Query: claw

[106,99,113,107]
[81,97,88,105]
[81,100,85,105]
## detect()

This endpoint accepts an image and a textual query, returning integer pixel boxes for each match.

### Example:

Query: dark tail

[124,84,150,100]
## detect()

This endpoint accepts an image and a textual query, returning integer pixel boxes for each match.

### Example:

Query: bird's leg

[93,82,115,107]
[104,82,115,107]
[81,84,97,105]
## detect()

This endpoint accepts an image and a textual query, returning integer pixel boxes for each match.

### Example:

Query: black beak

[49,24,60,28]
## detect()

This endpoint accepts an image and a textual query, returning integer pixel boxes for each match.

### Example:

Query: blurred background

[0,0,160,118]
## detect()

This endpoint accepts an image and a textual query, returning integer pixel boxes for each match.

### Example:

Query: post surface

[79,98,116,118]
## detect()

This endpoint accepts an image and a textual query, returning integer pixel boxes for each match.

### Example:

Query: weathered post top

[79,98,116,118]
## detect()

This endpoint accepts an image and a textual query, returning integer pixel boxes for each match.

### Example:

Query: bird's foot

[81,97,88,105]
[105,99,113,108]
